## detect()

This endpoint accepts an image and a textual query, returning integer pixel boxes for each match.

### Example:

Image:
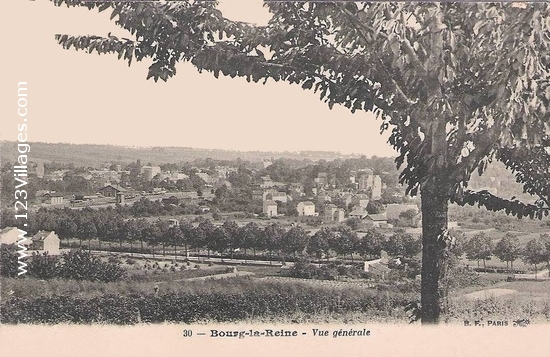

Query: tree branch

[401,38,429,78]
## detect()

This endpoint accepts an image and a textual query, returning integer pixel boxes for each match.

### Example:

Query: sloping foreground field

[1,277,550,325]
[0,276,414,324]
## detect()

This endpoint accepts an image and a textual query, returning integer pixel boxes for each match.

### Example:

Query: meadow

[2,249,549,325]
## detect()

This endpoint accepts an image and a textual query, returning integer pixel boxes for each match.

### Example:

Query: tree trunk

[420,179,448,325]
[419,4,447,325]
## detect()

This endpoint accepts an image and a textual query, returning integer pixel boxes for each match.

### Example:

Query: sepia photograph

[1,1,550,356]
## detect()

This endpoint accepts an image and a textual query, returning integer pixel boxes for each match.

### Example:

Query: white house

[31,231,61,255]
[324,204,345,222]
[263,200,278,218]
[0,227,31,246]
[297,201,316,216]
[365,213,389,227]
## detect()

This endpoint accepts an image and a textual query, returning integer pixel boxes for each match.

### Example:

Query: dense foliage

[8,203,423,261]
[1,248,125,282]
[0,283,412,324]
[0,245,20,278]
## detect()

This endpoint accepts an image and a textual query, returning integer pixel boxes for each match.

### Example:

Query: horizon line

[0,140,396,159]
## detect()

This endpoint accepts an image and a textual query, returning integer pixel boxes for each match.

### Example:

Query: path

[461,288,518,301]
[513,269,549,280]
[255,276,377,289]
[90,250,293,267]
[182,271,255,282]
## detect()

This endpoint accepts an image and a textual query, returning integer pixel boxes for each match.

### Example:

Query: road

[90,250,293,267]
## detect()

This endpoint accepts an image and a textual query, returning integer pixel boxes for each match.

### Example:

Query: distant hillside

[0,141,535,201]
[0,141,367,167]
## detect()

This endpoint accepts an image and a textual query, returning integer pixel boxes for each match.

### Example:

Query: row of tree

[13,205,421,261]
[461,232,550,274]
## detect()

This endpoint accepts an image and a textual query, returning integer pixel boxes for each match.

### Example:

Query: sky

[1,0,396,157]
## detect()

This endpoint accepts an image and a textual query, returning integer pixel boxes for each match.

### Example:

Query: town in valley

[1,142,549,325]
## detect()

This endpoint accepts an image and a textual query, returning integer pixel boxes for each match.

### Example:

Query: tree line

[14,206,421,262]
[460,231,550,275]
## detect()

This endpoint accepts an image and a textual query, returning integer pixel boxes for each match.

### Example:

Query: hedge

[0,290,409,324]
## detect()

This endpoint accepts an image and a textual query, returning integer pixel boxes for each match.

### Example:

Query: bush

[290,258,318,279]
[317,265,339,280]
[59,250,125,282]
[345,217,362,230]
[1,245,19,278]
[28,252,61,280]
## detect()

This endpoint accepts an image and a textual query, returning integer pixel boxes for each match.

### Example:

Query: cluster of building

[254,168,421,227]
[29,159,425,229]
[0,227,60,255]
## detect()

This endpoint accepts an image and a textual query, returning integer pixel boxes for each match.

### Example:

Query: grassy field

[0,274,415,324]
[2,250,549,324]
[445,280,550,323]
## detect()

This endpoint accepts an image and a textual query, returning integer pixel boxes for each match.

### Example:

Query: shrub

[345,217,362,230]
[317,265,338,280]
[59,250,125,282]
[0,245,19,278]
[28,252,61,280]
[290,258,318,279]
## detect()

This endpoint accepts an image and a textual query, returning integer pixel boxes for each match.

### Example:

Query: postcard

[1,1,549,356]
